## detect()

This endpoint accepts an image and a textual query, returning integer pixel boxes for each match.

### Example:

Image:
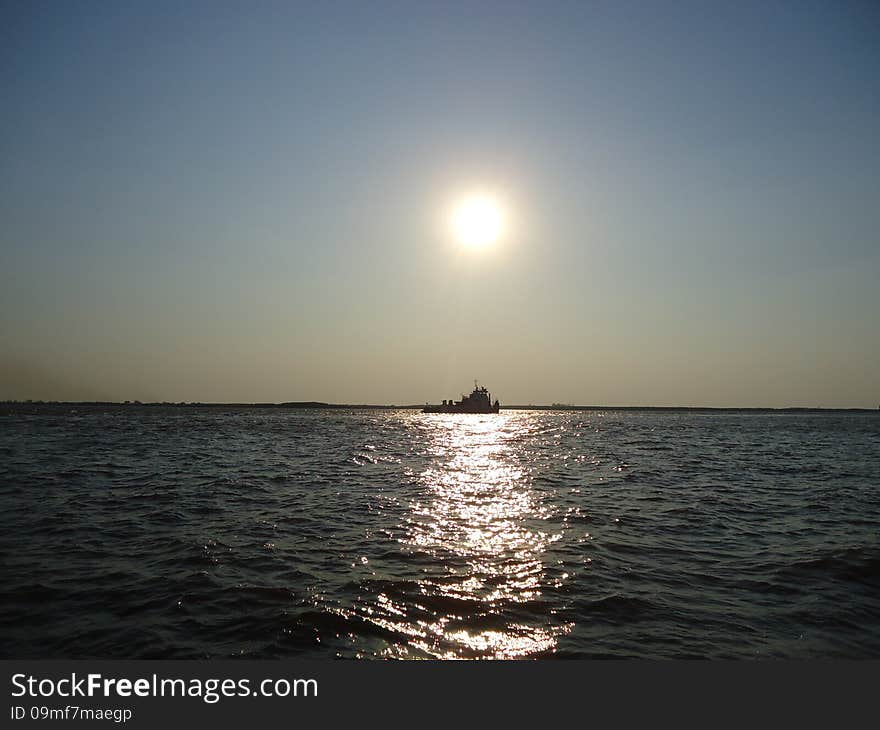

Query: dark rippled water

[2,405,879,659]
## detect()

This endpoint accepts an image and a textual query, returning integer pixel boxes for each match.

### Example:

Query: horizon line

[2,399,878,413]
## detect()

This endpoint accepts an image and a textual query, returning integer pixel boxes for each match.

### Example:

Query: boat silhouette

[423,381,500,414]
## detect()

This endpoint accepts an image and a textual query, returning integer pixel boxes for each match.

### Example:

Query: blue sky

[2,0,878,405]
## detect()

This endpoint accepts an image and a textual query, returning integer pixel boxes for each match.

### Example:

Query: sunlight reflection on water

[392,414,570,658]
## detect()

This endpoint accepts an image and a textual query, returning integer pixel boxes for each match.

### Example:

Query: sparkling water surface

[2,406,879,658]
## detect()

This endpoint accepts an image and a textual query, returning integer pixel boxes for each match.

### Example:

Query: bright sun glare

[450,194,505,249]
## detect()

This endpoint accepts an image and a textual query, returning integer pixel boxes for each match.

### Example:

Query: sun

[450,194,505,249]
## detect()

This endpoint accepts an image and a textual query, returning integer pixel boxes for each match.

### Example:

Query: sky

[2,0,878,407]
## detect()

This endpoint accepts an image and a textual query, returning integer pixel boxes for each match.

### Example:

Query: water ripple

[1,405,879,658]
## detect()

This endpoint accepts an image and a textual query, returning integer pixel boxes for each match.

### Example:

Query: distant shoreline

[2,401,877,413]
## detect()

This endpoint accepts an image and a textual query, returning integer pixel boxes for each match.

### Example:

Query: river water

[2,406,878,658]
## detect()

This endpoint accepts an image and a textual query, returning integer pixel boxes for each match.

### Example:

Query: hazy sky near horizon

[2,0,879,407]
